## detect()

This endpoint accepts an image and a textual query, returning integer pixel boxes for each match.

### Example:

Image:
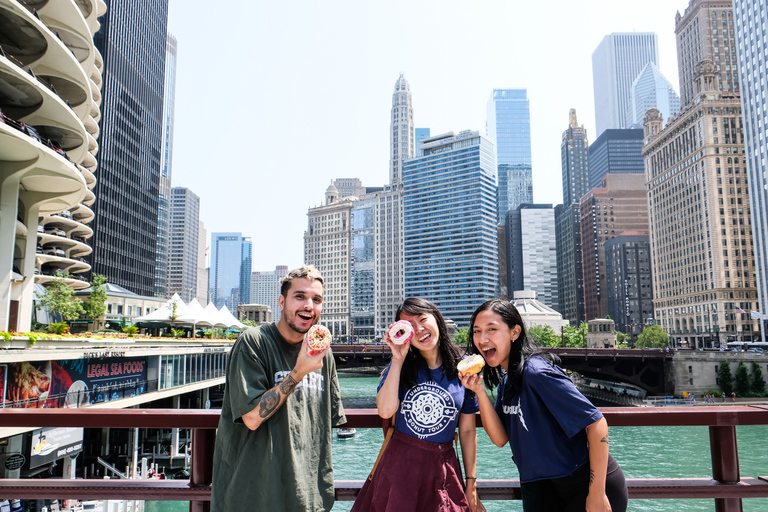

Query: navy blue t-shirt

[379,362,479,443]
[494,356,603,482]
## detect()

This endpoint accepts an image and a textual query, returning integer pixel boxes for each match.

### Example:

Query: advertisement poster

[5,357,148,408]
[0,364,6,407]
[29,427,84,469]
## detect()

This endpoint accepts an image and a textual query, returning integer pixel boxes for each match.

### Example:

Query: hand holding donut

[384,321,412,362]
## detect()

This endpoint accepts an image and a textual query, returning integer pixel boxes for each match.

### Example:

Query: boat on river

[337,428,356,439]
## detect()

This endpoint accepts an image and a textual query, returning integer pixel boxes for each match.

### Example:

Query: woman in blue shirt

[461,299,627,512]
[352,297,484,512]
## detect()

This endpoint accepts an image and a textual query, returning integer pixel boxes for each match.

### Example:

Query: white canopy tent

[219,305,246,330]
[134,294,189,323]
[203,303,228,328]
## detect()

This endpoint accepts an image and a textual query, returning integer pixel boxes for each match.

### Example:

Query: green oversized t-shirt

[211,324,346,512]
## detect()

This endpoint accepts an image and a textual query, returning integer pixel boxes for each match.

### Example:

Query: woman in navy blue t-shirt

[352,297,484,512]
[461,299,627,512]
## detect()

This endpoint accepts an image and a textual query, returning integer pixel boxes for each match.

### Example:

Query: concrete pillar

[15,202,41,332]
[62,454,76,479]
[0,175,21,331]
[131,427,139,478]
[171,395,180,456]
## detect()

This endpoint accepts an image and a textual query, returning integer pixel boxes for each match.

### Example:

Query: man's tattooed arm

[243,369,303,429]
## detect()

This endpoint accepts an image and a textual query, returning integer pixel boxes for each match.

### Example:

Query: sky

[167,0,692,272]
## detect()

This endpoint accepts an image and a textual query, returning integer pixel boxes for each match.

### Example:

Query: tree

[718,359,734,396]
[528,325,558,347]
[635,325,669,349]
[751,361,767,396]
[735,362,751,396]
[83,274,108,321]
[38,273,84,322]
[453,327,470,346]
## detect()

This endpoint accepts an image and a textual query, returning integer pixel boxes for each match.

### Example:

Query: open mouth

[297,312,313,321]
[482,347,496,360]
[418,333,431,343]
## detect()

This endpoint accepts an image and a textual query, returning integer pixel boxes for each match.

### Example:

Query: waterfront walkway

[2,407,768,511]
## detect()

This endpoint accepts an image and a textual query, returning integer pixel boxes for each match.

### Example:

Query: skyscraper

[375,74,413,334]
[92,0,169,295]
[351,197,376,339]
[734,0,768,341]
[304,184,352,339]
[403,130,498,326]
[505,205,559,310]
[167,188,199,302]
[251,265,288,323]
[415,127,431,157]
[604,233,654,334]
[676,0,740,106]
[155,34,178,297]
[486,89,533,223]
[209,233,252,311]
[592,33,659,137]
[588,129,645,190]
[628,62,681,129]
[556,109,590,324]
[579,174,649,321]
[197,221,208,304]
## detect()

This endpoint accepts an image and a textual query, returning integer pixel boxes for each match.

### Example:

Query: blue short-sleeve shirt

[379,363,479,443]
[494,356,603,482]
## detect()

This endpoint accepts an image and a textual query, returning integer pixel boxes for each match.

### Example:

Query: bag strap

[367,416,395,481]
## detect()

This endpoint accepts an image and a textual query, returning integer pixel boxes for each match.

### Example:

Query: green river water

[147,372,768,511]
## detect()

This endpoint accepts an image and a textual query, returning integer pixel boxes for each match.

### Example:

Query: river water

[147,371,768,511]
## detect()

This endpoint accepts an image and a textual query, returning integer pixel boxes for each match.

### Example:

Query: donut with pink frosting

[306,324,332,355]
[388,320,414,345]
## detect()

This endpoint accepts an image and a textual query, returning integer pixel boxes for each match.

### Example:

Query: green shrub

[47,322,69,335]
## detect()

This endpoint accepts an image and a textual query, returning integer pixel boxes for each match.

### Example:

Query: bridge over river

[330,344,768,396]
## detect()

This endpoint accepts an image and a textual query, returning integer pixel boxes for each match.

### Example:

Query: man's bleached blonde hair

[280,265,324,296]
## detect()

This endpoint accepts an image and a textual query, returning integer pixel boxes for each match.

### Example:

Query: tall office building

[351,197,376,339]
[209,233,252,311]
[592,33,659,137]
[251,265,288,323]
[486,89,533,223]
[304,185,352,339]
[167,188,199,302]
[505,205,558,310]
[415,128,431,157]
[155,33,178,297]
[197,221,208,304]
[734,0,768,341]
[403,130,498,326]
[556,109,590,324]
[579,174,649,321]
[333,178,366,199]
[676,0,740,106]
[92,0,169,295]
[628,62,681,129]
[588,129,645,191]
[375,74,413,334]
[604,234,654,333]
[644,78,759,347]
[0,0,105,331]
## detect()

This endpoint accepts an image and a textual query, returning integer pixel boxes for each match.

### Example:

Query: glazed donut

[306,324,332,354]
[388,320,414,345]
[457,354,485,375]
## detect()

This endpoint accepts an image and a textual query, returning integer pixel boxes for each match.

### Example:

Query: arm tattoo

[259,389,281,418]
[600,434,609,444]
[589,469,595,486]
[279,373,299,395]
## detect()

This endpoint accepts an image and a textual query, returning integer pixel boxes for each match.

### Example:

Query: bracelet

[466,476,476,480]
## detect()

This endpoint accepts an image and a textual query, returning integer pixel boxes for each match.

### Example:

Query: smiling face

[472,309,521,371]
[399,311,439,354]
[277,277,323,343]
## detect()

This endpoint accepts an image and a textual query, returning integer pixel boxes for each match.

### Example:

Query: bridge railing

[1,407,768,512]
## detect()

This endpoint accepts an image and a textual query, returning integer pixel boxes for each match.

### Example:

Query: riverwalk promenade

[1,407,768,512]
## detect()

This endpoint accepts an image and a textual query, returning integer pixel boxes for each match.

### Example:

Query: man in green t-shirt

[212,265,346,511]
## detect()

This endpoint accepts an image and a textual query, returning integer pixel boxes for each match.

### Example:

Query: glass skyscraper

[628,62,680,129]
[486,89,533,225]
[588,129,644,189]
[209,233,252,310]
[92,0,169,295]
[351,197,376,339]
[734,0,768,341]
[415,127,431,157]
[403,131,498,326]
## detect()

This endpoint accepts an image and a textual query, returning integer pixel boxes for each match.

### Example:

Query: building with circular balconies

[0,0,105,332]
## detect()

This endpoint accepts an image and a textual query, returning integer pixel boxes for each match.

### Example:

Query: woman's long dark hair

[466,299,558,397]
[393,297,462,390]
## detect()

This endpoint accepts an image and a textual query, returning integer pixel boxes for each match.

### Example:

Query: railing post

[190,428,216,512]
[709,425,742,512]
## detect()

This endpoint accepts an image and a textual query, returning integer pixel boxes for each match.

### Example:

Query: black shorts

[520,454,628,512]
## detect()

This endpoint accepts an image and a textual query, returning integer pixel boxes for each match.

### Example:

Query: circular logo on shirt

[400,382,458,439]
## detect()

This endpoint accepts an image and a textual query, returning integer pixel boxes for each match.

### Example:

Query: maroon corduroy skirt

[351,430,470,512]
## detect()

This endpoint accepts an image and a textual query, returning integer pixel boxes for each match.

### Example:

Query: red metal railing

[2,407,768,512]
